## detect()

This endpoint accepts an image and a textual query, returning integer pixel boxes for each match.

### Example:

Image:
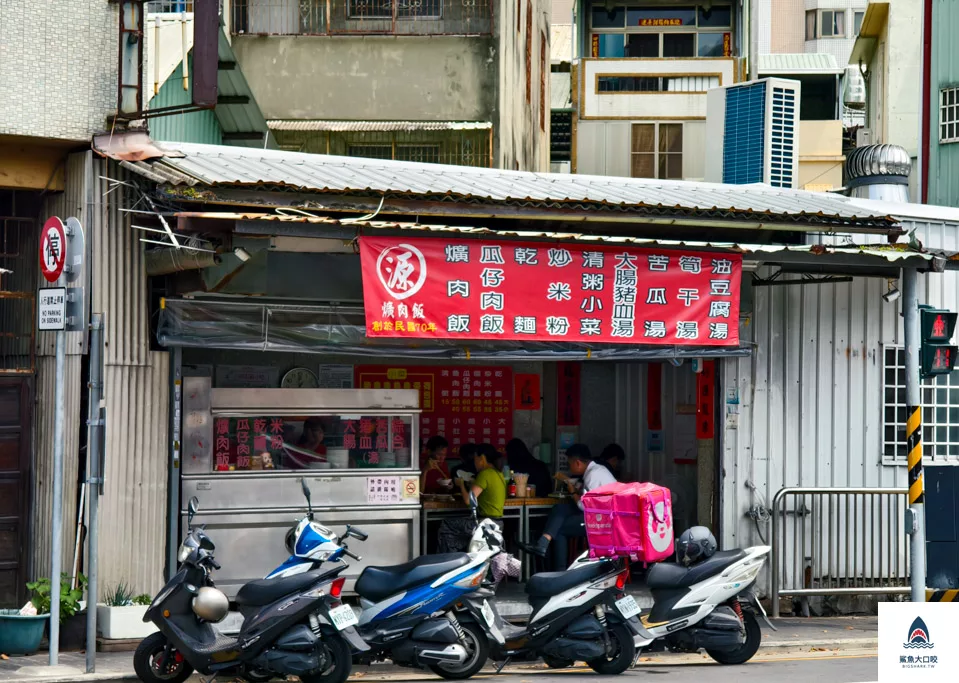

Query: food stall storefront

[180,385,422,596]
[161,228,746,589]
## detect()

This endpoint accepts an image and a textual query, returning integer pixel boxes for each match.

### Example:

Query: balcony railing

[231,0,493,36]
[271,127,492,168]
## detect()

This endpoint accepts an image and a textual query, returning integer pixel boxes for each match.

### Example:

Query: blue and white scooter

[265,479,501,680]
[265,479,364,580]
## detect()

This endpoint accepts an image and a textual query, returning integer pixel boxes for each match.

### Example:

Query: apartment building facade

[222,0,550,171]
[569,0,743,180]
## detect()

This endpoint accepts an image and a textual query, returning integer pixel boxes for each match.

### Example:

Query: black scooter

[133,496,369,683]
[452,498,644,674]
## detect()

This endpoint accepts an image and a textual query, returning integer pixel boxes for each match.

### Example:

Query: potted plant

[96,584,158,640]
[26,573,88,651]
[0,605,47,655]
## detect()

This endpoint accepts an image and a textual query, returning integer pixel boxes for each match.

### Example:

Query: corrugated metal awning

[267,120,493,132]
[757,53,844,75]
[100,140,901,233]
[178,211,936,264]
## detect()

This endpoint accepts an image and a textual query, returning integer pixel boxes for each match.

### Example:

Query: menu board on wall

[354,365,514,455]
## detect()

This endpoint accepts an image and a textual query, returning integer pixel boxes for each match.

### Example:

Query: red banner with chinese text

[359,236,741,346]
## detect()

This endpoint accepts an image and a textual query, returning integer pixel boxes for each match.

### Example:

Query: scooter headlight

[177,542,191,563]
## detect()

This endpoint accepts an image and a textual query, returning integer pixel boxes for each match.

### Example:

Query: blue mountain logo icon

[903,616,934,649]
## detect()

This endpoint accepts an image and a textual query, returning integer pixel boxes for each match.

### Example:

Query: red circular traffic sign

[40,217,66,283]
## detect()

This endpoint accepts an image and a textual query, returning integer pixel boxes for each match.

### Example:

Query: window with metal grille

[550,110,572,163]
[882,346,959,464]
[940,87,959,144]
[231,0,490,36]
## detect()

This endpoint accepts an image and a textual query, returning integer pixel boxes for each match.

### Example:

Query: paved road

[350,651,879,683]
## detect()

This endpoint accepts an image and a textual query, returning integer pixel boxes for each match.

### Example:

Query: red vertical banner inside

[557,362,581,426]
[647,362,663,431]
[514,373,541,411]
[696,360,716,439]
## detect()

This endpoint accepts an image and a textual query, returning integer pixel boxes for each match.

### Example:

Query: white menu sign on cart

[367,476,400,504]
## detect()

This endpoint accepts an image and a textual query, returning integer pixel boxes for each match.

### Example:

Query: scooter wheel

[586,624,635,675]
[133,632,194,683]
[542,654,574,669]
[428,621,490,680]
[706,610,762,665]
[301,632,353,683]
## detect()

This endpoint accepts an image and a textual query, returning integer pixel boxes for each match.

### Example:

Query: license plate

[615,595,641,619]
[481,600,495,627]
[328,604,358,631]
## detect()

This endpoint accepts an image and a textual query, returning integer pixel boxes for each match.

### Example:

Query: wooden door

[0,377,31,607]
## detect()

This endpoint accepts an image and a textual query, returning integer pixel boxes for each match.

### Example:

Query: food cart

[181,381,421,596]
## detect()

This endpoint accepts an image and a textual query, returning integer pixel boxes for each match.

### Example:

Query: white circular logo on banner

[376,243,427,301]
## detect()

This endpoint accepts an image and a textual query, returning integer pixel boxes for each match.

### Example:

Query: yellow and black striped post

[926,589,959,602]
[907,406,924,506]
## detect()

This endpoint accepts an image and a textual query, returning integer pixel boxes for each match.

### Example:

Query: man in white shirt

[519,444,616,570]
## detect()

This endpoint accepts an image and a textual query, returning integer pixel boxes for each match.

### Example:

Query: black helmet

[676,526,717,566]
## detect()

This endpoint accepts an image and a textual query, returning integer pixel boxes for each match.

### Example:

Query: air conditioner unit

[705,77,801,189]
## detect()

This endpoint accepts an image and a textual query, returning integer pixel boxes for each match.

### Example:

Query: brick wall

[0,1,118,141]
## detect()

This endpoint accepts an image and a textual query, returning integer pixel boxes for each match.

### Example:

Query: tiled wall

[0,1,117,141]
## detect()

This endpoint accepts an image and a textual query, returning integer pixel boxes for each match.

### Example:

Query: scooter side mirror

[301,477,314,520]
[188,496,199,527]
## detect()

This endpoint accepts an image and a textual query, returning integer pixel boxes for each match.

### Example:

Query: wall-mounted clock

[281,367,318,389]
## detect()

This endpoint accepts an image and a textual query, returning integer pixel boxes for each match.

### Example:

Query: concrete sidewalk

[0,616,878,683]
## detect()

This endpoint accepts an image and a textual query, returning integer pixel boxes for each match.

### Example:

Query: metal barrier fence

[770,487,911,618]
[231,0,493,36]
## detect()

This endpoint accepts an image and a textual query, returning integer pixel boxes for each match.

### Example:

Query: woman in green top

[456,443,506,520]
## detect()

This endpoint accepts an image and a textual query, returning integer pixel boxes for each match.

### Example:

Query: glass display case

[180,381,421,597]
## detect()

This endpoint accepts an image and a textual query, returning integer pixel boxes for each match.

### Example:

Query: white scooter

[460,520,775,667]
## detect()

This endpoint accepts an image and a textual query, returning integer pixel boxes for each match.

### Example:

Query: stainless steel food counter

[181,382,421,597]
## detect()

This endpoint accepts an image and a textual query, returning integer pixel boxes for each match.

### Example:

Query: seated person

[505,438,552,497]
[451,442,479,479]
[420,436,453,494]
[519,444,615,570]
[456,443,506,521]
[598,443,625,480]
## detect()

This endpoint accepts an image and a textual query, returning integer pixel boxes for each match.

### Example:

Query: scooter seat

[525,561,612,597]
[235,568,333,607]
[355,553,472,603]
[646,550,747,590]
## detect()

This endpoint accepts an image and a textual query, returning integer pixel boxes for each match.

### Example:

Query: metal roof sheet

[267,120,493,132]
[551,72,573,109]
[551,24,572,64]
[757,53,844,75]
[183,211,930,261]
[214,29,275,148]
[113,141,899,231]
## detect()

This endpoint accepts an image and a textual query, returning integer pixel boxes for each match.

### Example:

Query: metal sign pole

[48,327,65,666]
[39,216,85,668]
[85,314,104,673]
[903,268,927,602]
